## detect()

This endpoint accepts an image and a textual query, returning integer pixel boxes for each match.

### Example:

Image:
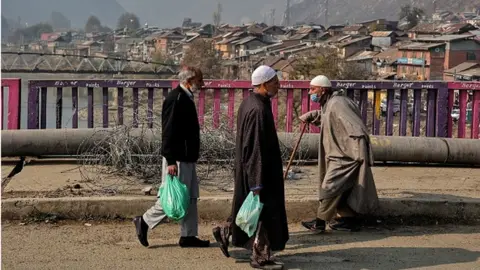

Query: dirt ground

[2,221,480,270]
[2,163,479,201]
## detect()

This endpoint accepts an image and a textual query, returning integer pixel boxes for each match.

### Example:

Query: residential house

[231,36,268,57]
[154,30,185,55]
[408,23,478,39]
[327,25,344,36]
[372,48,399,79]
[396,42,446,80]
[414,34,480,70]
[288,27,325,41]
[371,31,397,47]
[358,19,388,31]
[215,31,249,59]
[444,62,480,81]
[78,40,103,55]
[346,50,378,73]
[54,47,89,56]
[114,38,142,54]
[341,25,369,36]
[46,35,71,52]
[467,16,480,27]
[262,26,286,36]
[336,36,372,58]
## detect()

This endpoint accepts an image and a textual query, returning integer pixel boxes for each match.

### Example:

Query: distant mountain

[116,0,288,28]
[288,0,480,26]
[1,0,126,29]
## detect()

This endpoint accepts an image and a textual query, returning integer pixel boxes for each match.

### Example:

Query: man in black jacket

[133,66,210,248]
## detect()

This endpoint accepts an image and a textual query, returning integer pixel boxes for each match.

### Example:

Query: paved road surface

[2,222,480,270]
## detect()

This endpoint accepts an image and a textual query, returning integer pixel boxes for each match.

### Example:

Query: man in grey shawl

[299,75,379,232]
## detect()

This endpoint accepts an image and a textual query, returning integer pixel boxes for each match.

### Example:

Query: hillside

[1,0,126,28]
[289,0,480,26]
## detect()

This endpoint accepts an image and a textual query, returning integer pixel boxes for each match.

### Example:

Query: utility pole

[325,0,329,27]
[283,0,291,27]
[270,9,276,26]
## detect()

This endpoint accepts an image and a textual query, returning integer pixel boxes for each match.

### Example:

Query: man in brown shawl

[212,65,288,270]
[299,75,379,232]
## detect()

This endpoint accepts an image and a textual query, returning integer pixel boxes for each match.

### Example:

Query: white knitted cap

[251,65,277,86]
[310,75,332,87]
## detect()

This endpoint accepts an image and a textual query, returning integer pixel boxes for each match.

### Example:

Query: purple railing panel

[27,82,40,129]
[102,87,109,128]
[399,89,408,136]
[132,88,139,128]
[426,89,436,137]
[413,90,422,137]
[40,87,47,129]
[56,87,63,129]
[87,87,94,128]
[147,88,154,128]
[72,87,78,128]
[117,87,124,126]
[385,89,394,136]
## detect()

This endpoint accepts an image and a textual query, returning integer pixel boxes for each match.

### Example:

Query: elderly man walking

[299,75,379,232]
[212,65,288,269]
[133,66,210,248]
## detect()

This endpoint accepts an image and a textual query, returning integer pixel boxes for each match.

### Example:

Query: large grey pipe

[2,129,480,165]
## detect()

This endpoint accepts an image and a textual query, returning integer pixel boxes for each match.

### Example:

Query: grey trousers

[143,158,200,237]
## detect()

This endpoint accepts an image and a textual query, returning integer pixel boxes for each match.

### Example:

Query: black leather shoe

[329,217,360,232]
[179,236,210,248]
[301,218,326,233]
[133,216,149,247]
[212,226,230,257]
[250,260,284,269]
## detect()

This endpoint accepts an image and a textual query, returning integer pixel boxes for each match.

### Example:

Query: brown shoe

[212,226,230,257]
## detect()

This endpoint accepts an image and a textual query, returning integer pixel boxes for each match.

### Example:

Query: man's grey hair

[178,69,196,84]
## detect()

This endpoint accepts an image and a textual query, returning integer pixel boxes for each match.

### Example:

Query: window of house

[467,52,476,61]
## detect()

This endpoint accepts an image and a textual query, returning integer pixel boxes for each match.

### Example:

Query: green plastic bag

[235,191,264,237]
[158,174,190,221]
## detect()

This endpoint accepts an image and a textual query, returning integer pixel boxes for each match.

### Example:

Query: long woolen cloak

[230,93,289,251]
[317,91,379,214]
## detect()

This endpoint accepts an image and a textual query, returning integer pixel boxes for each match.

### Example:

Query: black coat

[230,93,289,251]
[161,86,200,166]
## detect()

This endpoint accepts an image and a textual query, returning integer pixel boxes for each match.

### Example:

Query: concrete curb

[2,196,480,222]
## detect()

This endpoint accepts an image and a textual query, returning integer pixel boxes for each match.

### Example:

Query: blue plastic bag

[235,191,264,237]
[158,174,190,221]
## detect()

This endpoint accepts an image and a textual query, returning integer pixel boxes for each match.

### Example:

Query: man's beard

[190,84,199,91]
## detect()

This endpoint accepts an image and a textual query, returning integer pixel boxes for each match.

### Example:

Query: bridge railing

[1,78,21,130]
[2,79,479,138]
[447,82,480,139]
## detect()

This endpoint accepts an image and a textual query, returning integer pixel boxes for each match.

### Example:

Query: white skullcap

[310,75,332,87]
[251,65,277,86]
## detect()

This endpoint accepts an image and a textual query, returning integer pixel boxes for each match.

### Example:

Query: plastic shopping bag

[158,174,190,221]
[235,191,264,237]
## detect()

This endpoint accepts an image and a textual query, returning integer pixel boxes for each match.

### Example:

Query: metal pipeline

[2,129,480,165]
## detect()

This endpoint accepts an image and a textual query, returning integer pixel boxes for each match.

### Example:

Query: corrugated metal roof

[445,62,480,73]
[399,42,445,50]
[370,31,394,37]
[409,23,477,34]
[414,34,475,42]
[342,24,366,31]
[346,50,378,62]
[373,48,399,62]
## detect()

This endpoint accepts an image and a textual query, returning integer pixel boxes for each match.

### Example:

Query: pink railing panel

[448,82,480,139]
[1,78,22,130]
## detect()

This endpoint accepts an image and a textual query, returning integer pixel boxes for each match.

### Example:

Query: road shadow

[277,247,480,270]
[398,191,479,201]
[285,224,479,251]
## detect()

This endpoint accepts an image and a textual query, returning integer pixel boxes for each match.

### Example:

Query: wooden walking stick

[284,122,308,180]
